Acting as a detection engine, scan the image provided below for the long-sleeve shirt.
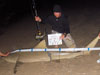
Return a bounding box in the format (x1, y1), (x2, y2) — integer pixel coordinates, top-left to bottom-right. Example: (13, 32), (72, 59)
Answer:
(44, 15), (70, 34)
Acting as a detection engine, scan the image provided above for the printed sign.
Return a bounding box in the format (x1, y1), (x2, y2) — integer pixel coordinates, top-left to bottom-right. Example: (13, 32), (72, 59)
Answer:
(48, 33), (62, 46)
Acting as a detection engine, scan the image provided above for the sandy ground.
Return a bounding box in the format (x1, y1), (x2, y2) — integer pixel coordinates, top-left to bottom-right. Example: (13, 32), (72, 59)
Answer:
(0, 8), (100, 75)
(15, 51), (100, 75)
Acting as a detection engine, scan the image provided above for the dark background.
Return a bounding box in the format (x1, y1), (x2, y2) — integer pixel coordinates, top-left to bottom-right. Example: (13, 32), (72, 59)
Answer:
(0, 0), (100, 28)
(0, 0), (100, 51)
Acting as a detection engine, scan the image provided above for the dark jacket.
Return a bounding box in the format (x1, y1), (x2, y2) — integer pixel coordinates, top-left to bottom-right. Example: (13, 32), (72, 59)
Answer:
(44, 15), (70, 34)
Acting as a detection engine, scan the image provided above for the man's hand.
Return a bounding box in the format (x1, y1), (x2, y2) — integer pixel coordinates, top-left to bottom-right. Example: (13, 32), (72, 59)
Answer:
(4, 52), (10, 56)
(35, 16), (42, 22)
(0, 52), (10, 56)
(60, 34), (65, 39)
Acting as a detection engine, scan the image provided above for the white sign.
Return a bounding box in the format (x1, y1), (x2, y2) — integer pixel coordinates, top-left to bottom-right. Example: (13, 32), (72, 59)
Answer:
(48, 33), (62, 46)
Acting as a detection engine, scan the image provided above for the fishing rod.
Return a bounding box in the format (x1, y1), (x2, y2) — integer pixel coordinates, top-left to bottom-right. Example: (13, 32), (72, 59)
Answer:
(32, 0), (44, 40)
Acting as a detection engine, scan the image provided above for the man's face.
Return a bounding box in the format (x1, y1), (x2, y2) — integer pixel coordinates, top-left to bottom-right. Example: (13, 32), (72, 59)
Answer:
(54, 12), (61, 18)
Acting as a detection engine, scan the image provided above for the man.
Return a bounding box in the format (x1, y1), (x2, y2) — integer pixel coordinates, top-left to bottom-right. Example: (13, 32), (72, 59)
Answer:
(35, 5), (76, 48)
(0, 51), (9, 56)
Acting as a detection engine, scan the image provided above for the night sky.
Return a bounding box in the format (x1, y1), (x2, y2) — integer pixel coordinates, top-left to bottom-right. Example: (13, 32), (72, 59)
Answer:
(0, 0), (100, 28)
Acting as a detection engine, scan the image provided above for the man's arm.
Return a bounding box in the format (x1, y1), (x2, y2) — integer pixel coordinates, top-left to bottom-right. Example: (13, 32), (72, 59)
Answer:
(64, 16), (70, 34)
(60, 17), (70, 39)
(0, 52), (9, 56)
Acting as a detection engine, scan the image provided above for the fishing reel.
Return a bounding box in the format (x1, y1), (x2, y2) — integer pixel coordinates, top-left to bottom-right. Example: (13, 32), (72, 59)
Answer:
(35, 30), (45, 41)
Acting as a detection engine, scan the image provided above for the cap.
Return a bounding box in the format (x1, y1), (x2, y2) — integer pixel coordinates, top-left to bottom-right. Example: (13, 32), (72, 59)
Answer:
(53, 5), (62, 12)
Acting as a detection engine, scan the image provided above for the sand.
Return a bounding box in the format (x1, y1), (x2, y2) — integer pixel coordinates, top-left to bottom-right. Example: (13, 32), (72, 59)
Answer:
(0, 8), (100, 75)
